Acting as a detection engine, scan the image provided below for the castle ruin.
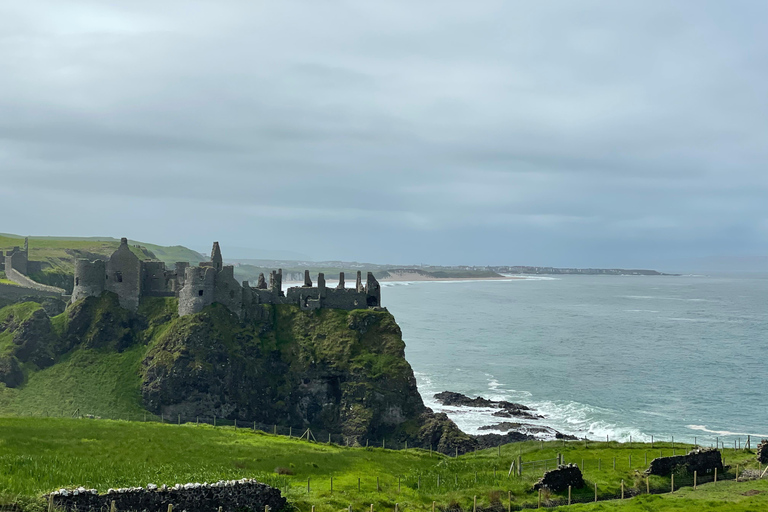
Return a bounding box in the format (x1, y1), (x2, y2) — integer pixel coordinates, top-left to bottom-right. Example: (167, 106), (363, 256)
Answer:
(72, 238), (381, 317)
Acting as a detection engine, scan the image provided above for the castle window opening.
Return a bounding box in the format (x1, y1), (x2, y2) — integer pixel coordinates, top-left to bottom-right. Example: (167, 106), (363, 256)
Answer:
(115, 272), (123, 283)
(198, 290), (204, 296)
(229, 290), (235, 299)
(75, 277), (79, 286)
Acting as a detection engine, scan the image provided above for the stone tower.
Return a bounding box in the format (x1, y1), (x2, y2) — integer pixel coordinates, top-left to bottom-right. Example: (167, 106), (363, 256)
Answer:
(211, 242), (223, 272)
(105, 237), (142, 312)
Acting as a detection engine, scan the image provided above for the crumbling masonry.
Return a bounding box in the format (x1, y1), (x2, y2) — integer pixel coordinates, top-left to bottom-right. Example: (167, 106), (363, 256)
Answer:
(72, 238), (382, 317)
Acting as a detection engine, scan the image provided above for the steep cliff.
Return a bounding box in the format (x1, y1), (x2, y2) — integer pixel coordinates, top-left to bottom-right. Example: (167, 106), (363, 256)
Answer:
(0, 295), (476, 451)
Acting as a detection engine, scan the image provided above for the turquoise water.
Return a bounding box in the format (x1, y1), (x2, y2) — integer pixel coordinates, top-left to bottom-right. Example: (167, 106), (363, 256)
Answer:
(382, 274), (768, 445)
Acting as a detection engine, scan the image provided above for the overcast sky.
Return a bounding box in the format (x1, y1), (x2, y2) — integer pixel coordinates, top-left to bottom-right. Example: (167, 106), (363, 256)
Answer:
(1, 1), (766, 270)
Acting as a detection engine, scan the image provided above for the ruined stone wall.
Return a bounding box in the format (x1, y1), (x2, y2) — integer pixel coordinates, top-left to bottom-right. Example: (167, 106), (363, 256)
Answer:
(105, 238), (142, 312)
(757, 439), (768, 464)
(174, 262), (189, 290)
(71, 259), (106, 303)
(5, 248), (28, 275)
(213, 265), (243, 318)
(141, 260), (170, 296)
(179, 266), (216, 316)
(365, 272), (381, 307)
(0, 283), (63, 303)
(47, 478), (285, 512)
(533, 464), (584, 492)
(5, 267), (66, 295)
(645, 448), (723, 476)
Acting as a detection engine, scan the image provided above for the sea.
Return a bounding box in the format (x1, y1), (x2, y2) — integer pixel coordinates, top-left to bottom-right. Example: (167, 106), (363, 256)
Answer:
(380, 274), (768, 446)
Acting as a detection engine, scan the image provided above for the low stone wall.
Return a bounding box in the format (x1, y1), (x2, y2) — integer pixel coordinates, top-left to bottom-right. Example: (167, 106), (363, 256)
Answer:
(0, 282), (62, 302)
(47, 478), (286, 512)
(5, 267), (66, 295)
(533, 464), (584, 492)
(757, 439), (768, 464)
(645, 448), (723, 476)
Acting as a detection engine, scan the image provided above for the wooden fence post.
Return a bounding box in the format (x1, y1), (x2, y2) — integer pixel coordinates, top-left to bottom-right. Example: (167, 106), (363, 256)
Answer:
(714, 467), (717, 482)
(432, 502), (435, 512)
(508, 491), (512, 512)
(671, 474), (674, 493)
(110, 501), (116, 512)
(694, 470), (697, 489)
(736, 465), (740, 482)
(621, 480), (624, 499)
(646, 477), (649, 494)
(167, 505), (173, 512)
(473, 496), (477, 512)
(537, 489), (541, 508)
(594, 483), (597, 502)
(568, 485), (571, 505)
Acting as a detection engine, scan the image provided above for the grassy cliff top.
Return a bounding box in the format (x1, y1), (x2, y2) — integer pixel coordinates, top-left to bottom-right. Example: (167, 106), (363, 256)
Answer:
(0, 417), (765, 512)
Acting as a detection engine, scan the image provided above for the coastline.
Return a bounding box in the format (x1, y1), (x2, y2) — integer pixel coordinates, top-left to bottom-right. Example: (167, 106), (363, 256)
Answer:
(380, 273), (525, 282)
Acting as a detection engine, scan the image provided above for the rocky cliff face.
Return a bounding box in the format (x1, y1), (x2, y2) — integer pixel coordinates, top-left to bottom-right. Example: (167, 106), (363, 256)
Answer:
(140, 303), (429, 444)
(0, 294), (477, 452)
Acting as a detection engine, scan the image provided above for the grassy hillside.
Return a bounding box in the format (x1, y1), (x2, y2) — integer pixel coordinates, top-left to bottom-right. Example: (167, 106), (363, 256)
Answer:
(0, 418), (765, 512)
(0, 234), (204, 292)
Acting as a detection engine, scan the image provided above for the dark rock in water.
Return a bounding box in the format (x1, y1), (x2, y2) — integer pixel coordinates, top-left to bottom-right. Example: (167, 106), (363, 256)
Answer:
(645, 448), (723, 476)
(533, 464), (584, 492)
(757, 439), (768, 464)
(47, 478), (286, 512)
(434, 391), (543, 419)
(415, 412), (537, 454)
(474, 431), (534, 448)
(479, 422), (577, 440)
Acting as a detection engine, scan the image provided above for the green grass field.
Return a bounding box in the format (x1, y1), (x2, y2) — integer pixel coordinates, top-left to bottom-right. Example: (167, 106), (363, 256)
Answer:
(0, 234), (204, 287)
(0, 418), (765, 512)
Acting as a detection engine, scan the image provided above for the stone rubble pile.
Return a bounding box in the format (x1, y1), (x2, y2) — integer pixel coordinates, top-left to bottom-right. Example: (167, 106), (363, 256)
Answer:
(533, 464), (584, 492)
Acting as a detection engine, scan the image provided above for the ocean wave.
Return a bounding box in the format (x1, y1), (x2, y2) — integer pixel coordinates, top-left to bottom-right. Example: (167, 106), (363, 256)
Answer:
(686, 425), (768, 438)
(416, 372), (649, 441)
(620, 295), (717, 302)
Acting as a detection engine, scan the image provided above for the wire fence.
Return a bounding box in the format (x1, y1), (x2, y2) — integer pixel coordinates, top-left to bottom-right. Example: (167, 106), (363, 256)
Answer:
(3, 412), (767, 510)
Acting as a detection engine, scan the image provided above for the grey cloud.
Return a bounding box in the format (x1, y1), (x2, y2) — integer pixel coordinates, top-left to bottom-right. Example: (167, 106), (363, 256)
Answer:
(0, 1), (766, 269)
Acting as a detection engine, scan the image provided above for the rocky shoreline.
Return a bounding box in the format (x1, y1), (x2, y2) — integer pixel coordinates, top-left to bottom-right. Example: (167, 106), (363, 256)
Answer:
(434, 391), (577, 440)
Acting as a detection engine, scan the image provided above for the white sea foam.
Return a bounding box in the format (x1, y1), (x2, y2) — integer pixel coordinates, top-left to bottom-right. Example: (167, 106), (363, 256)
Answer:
(686, 425), (768, 438)
(620, 295), (717, 302)
(416, 371), (650, 441)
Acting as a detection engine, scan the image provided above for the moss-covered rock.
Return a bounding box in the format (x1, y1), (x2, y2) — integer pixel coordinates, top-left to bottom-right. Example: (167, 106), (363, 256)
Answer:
(139, 304), (430, 445)
(0, 296), (484, 454)
(62, 293), (144, 352)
